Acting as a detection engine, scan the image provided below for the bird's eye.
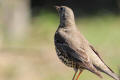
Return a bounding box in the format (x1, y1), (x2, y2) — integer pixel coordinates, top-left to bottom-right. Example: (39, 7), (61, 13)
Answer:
(60, 7), (64, 11)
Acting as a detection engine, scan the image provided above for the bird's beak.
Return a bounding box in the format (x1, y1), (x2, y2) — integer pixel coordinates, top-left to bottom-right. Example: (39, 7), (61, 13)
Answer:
(55, 6), (60, 11)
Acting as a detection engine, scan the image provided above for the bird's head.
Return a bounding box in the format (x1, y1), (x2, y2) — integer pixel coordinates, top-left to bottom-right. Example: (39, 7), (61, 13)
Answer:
(55, 6), (75, 27)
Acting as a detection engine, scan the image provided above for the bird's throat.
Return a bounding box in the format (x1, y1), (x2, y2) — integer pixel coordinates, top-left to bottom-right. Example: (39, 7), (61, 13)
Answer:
(59, 18), (75, 28)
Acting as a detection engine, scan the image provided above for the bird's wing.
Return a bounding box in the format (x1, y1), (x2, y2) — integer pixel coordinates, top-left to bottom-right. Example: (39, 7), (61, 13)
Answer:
(55, 33), (102, 77)
(89, 44), (114, 73)
(55, 32), (89, 63)
(89, 45), (120, 80)
(55, 32), (102, 77)
(55, 42), (88, 63)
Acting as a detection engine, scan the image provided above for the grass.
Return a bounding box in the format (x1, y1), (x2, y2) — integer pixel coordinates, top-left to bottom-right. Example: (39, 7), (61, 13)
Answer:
(0, 11), (120, 80)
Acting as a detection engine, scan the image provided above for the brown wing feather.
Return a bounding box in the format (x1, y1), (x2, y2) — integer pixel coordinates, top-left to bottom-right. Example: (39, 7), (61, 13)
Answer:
(55, 32), (102, 78)
(55, 32), (89, 63)
(89, 45), (114, 73)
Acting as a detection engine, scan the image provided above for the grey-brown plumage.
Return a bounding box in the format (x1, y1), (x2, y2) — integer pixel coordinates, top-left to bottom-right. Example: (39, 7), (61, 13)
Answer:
(54, 6), (119, 80)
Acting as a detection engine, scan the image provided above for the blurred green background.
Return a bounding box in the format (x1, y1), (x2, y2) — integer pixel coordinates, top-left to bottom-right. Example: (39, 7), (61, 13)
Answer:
(0, 0), (120, 80)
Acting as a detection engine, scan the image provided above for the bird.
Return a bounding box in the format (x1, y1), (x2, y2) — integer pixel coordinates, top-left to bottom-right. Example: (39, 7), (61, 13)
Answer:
(54, 6), (120, 80)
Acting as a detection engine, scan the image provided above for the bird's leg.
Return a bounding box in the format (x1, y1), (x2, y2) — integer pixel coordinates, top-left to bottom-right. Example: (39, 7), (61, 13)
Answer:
(72, 68), (78, 80)
(76, 70), (83, 80)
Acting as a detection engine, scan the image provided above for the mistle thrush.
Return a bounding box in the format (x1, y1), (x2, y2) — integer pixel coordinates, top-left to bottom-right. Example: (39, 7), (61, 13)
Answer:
(54, 6), (119, 80)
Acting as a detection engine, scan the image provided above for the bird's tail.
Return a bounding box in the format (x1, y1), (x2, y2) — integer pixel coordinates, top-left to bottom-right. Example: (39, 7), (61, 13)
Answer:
(105, 71), (119, 80)
(86, 64), (120, 80)
(94, 65), (120, 80)
(101, 68), (119, 80)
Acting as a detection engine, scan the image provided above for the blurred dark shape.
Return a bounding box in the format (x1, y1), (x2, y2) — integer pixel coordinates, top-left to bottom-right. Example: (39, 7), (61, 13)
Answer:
(31, 0), (120, 16)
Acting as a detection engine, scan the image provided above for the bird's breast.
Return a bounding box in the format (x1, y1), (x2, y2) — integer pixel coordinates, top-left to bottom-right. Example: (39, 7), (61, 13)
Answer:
(56, 48), (77, 68)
